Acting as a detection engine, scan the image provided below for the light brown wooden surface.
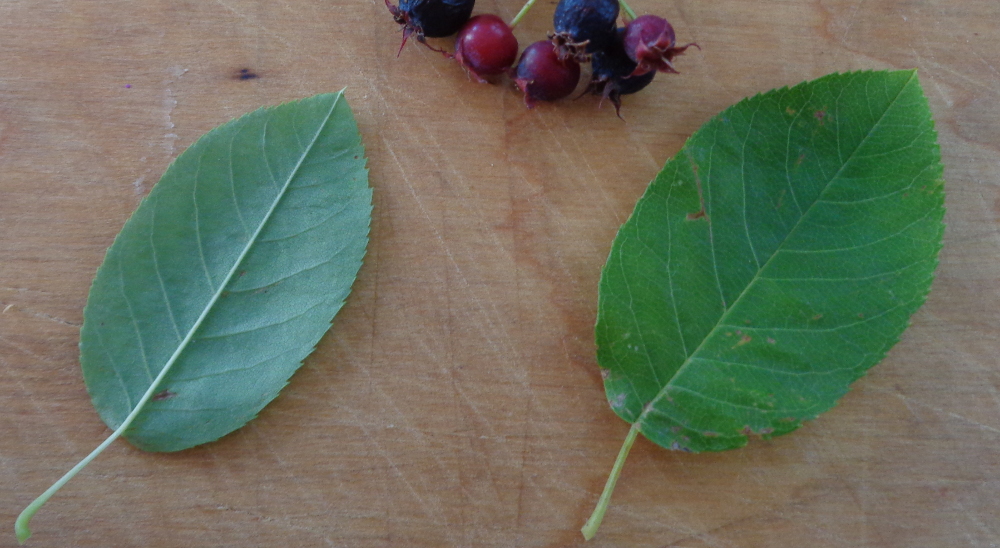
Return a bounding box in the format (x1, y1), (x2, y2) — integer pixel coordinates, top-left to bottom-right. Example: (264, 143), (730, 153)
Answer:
(2, 0), (998, 546)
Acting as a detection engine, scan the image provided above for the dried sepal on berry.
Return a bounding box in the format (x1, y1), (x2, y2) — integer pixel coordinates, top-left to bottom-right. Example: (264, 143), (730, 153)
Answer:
(513, 40), (582, 108)
(622, 15), (699, 76)
(550, 0), (619, 61)
(386, 0), (475, 55)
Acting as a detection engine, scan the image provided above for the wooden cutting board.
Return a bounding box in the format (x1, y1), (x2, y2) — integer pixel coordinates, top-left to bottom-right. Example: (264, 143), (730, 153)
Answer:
(2, 0), (998, 546)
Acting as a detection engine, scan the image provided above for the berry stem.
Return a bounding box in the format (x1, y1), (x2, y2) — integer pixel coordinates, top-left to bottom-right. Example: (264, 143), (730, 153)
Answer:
(618, 0), (637, 22)
(580, 421), (640, 541)
(509, 0), (539, 29)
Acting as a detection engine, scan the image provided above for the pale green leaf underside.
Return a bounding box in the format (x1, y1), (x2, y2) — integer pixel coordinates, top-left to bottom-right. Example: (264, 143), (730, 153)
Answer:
(596, 70), (944, 453)
(80, 91), (371, 452)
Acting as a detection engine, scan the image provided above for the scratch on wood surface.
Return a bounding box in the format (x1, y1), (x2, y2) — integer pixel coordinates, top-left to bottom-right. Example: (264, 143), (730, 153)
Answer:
(211, 503), (337, 547)
(895, 393), (1000, 435)
(384, 144), (518, 362)
(212, 0), (275, 37)
(908, 46), (957, 109)
(317, 347), (463, 545)
(208, 449), (338, 545)
(258, 429), (338, 519)
(321, 332), (599, 543)
(210, 0), (334, 74)
(970, 46), (1000, 79)
(974, 189), (1000, 243)
(912, 52), (1000, 97)
(945, 490), (1000, 544)
(649, 485), (857, 548)
(0, 303), (80, 327)
(0, 333), (67, 364)
(536, 113), (622, 226)
(839, 0), (867, 44)
(0, 353), (76, 451)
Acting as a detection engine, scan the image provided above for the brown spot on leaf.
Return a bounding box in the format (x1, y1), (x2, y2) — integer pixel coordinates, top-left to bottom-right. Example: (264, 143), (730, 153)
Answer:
(153, 390), (177, 401)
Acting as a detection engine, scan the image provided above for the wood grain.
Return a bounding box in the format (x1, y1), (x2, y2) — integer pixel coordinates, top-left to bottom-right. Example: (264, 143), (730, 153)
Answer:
(1, 0), (998, 546)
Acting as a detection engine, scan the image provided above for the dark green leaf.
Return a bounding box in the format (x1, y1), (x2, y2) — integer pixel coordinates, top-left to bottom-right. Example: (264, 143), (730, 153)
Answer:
(17, 90), (370, 543)
(584, 70), (944, 539)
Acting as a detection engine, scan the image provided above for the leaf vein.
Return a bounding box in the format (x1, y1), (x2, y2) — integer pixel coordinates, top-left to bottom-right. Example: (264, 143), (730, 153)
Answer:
(637, 71), (921, 428)
(150, 202), (184, 342)
(117, 251), (155, 384)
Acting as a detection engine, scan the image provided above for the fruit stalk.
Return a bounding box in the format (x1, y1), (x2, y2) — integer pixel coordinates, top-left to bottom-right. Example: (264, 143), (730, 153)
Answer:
(509, 0), (539, 28)
(580, 421), (640, 540)
(618, 0), (636, 21)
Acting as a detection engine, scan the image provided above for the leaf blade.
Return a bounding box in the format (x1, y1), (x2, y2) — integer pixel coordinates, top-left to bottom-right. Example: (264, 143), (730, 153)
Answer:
(18, 91), (371, 542)
(80, 90), (371, 452)
(596, 70), (945, 453)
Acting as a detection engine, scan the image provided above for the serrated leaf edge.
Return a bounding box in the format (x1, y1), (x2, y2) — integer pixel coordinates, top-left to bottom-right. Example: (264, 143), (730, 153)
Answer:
(16, 90), (350, 544)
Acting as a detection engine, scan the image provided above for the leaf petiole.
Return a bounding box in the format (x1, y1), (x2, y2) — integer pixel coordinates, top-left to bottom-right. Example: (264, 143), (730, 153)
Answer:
(16, 428), (125, 543)
(581, 421), (640, 540)
(16, 344), (184, 544)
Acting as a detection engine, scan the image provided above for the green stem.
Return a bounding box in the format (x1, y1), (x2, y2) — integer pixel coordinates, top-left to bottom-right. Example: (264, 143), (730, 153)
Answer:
(509, 0), (540, 29)
(581, 422), (640, 541)
(15, 427), (127, 543)
(16, 344), (183, 544)
(618, 0), (637, 22)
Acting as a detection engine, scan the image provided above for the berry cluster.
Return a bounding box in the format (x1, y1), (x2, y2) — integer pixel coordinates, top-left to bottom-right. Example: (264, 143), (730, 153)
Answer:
(386, 0), (697, 114)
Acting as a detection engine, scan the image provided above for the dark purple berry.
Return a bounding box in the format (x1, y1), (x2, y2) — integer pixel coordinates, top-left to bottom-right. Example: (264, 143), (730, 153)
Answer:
(513, 40), (581, 108)
(588, 28), (655, 117)
(551, 0), (619, 60)
(386, 0), (475, 54)
(453, 14), (519, 82)
(622, 14), (698, 76)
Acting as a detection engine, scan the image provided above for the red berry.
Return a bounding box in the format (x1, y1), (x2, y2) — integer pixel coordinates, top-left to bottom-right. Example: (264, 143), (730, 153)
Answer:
(513, 40), (581, 108)
(454, 15), (519, 82)
(622, 15), (698, 76)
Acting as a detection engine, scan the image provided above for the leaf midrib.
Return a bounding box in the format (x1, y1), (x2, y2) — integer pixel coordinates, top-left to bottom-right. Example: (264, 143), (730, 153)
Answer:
(114, 92), (342, 432)
(634, 72), (916, 429)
